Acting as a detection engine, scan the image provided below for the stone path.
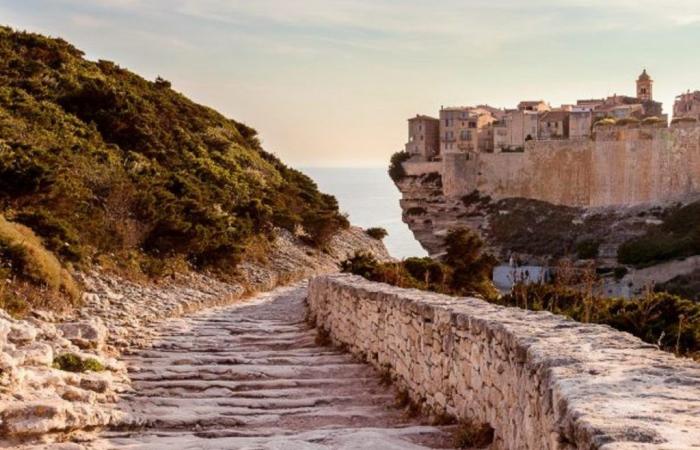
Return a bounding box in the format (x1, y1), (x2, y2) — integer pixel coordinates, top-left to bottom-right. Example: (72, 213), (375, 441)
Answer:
(91, 284), (452, 449)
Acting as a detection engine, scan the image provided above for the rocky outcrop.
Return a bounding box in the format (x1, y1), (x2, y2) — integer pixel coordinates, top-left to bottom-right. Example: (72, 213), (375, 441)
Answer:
(0, 310), (127, 445)
(0, 226), (388, 446)
(308, 274), (700, 450)
(395, 171), (681, 267)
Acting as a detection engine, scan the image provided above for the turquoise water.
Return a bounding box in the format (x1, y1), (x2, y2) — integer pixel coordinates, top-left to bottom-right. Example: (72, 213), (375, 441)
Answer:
(300, 167), (427, 259)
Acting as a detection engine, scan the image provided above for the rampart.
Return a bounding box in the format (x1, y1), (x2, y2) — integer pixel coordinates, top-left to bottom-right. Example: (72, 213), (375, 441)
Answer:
(308, 274), (700, 450)
(420, 124), (700, 206)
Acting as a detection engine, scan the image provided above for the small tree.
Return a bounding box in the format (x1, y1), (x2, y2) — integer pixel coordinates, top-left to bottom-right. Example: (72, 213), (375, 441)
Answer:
(365, 227), (388, 240)
(442, 228), (498, 300)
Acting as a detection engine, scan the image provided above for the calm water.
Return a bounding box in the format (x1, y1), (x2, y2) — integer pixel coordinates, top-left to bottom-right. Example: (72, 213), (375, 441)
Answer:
(300, 167), (427, 259)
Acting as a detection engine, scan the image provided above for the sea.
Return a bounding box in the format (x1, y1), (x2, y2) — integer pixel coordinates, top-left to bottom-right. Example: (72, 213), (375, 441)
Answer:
(300, 167), (427, 259)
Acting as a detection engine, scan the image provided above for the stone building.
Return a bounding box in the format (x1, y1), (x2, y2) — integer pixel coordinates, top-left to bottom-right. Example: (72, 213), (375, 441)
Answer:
(538, 110), (570, 140)
(636, 69), (653, 102)
(518, 100), (550, 112)
(439, 106), (496, 154)
(568, 108), (593, 139)
(405, 115), (440, 158)
(493, 109), (539, 151)
(673, 91), (700, 121)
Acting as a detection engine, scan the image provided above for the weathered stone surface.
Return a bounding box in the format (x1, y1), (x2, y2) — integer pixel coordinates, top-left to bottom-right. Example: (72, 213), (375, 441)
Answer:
(308, 274), (700, 450)
(57, 319), (107, 351)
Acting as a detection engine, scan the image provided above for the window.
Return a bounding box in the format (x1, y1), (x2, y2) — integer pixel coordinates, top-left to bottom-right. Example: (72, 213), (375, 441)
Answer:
(469, 121), (476, 129)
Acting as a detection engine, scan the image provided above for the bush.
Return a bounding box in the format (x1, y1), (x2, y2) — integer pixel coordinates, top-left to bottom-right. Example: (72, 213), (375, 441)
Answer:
(576, 239), (600, 259)
(453, 421), (494, 449)
(53, 353), (105, 373)
(0, 26), (350, 285)
(594, 117), (617, 127)
(500, 283), (700, 357)
(341, 229), (497, 300)
(618, 201), (700, 266)
(365, 227), (388, 240)
(0, 215), (80, 304)
(388, 151), (411, 182)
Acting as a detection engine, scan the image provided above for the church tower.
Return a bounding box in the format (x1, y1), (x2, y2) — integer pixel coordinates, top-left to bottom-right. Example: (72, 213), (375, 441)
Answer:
(636, 69), (653, 102)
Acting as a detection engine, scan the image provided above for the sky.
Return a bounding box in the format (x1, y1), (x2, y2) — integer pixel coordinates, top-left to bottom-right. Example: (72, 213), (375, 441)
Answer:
(1, 0), (700, 167)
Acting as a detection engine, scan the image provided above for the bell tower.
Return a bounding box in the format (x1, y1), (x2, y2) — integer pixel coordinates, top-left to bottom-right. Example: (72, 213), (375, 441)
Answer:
(636, 69), (653, 102)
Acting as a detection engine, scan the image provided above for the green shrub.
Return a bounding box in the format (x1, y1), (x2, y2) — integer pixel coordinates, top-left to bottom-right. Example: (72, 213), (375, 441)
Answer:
(365, 227), (388, 240)
(576, 239), (600, 259)
(388, 151), (411, 182)
(0, 26), (349, 284)
(618, 201), (700, 266)
(341, 229), (497, 300)
(500, 283), (700, 357)
(53, 353), (105, 373)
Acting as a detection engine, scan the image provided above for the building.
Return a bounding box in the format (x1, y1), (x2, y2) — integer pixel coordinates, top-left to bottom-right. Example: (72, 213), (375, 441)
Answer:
(637, 69), (653, 102)
(518, 101), (550, 112)
(569, 108), (593, 139)
(439, 106), (496, 154)
(673, 91), (700, 121)
(493, 109), (539, 151)
(405, 115), (440, 159)
(538, 110), (570, 140)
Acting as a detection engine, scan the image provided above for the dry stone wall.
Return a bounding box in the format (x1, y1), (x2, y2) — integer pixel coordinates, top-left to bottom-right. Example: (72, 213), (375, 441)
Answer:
(308, 274), (700, 450)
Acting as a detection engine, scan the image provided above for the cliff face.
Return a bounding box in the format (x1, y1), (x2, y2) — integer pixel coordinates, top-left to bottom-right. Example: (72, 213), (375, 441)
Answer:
(396, 170), (680, 266)
(396, 123), (700, 268)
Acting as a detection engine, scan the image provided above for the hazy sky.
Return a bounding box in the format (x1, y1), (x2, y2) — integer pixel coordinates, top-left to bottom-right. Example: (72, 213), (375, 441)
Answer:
(2, 1), (700, 167)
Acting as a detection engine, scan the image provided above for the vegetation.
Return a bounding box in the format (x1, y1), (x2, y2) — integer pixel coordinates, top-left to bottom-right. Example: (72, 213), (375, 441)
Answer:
(0, 26), (348, 308)
(642, 116), (665, 126)
(388, 151), (411, 182)
(615, 117), (640, 126)
(501, 281), (699, 358)
(342, 228), (498, 300)
(53, 353), (105, 373)
(671, 116), (698, 124)
(365, 227), (388, 240)
(452, 421), (494, 449)
(575, 239), (600, 259)
(594, 117), (617, 127)
(0, 215), (80, 311)
(618, 201), (700, 266)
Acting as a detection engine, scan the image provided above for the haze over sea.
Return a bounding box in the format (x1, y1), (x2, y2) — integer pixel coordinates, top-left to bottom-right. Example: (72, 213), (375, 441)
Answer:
(301, 167), (426, 259)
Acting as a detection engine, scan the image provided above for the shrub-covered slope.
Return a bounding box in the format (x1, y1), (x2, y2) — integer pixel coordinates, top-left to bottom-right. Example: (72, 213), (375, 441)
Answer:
(0, 28), (346, 266)
(0, 27), (347, 303)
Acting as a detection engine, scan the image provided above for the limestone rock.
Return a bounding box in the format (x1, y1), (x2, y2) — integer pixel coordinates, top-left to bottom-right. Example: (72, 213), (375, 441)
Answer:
(57, 319), (107, 351)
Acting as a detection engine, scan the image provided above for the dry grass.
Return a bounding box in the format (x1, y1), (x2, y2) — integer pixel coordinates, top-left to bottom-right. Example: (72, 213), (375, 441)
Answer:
(452, 420), (494, 449)
(0, 215), (80, 312)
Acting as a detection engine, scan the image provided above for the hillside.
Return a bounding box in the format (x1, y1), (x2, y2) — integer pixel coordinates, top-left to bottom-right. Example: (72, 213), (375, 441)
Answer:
(0, 27), (349, 313)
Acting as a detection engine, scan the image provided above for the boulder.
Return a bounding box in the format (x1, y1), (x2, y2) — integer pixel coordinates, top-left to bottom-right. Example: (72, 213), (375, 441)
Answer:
(8, 322), (38, 345)
(57, 318), (107, 350)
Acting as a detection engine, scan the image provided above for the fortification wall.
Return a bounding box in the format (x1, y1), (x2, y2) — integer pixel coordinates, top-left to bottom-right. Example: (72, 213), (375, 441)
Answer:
(308, 274), (700, 450)
(434, 125), (700, 207)
(403, 161), (442, 176)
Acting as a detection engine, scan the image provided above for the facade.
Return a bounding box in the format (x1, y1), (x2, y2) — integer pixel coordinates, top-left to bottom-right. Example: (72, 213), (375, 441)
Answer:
(538, 110), (570, 140)
(405, 115), (440, 158)
(518, 100), (550, 112)
(493, 110), (539, 151)
(673, 91), (700, 121)
(405, 71), (671, 160)
(569, 109), (593, 139)
(637, 69), (653, 102)
(439, 107), (496, 154)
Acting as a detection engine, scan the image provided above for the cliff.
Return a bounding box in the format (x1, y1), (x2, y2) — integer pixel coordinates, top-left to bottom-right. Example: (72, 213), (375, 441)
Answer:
(394, 124), (700, 292)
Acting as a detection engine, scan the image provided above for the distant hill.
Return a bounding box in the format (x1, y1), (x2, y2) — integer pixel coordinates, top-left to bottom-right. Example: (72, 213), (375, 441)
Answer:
(0, 26), (347, 309)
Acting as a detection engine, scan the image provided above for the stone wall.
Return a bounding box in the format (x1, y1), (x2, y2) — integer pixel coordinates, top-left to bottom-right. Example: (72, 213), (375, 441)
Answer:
(308, 274), (700, 450)
(435, 124), (700, 207)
